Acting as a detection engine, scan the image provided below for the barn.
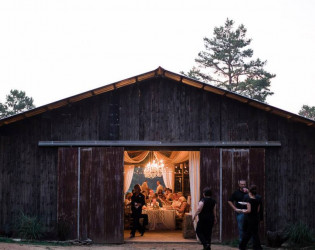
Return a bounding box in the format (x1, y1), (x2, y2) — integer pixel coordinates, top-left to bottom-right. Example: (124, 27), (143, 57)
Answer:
(0, 67), (314, 243)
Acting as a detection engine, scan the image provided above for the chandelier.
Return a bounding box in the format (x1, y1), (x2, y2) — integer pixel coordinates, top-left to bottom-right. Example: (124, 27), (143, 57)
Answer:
(143, 152), (164, 179)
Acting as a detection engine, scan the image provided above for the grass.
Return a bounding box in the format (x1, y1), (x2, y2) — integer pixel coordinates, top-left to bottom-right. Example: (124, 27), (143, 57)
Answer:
(285, 222), (315, 248)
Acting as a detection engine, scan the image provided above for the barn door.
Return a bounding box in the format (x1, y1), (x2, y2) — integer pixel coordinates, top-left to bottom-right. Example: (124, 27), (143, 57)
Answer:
(58, 147), (124, 243)
(200, 148), (265, 242)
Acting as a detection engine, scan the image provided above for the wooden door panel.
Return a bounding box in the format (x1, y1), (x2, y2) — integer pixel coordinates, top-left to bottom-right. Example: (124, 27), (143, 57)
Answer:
(233, 149), (250, 185)
(222, 149), (236, 241)
(249, 148), (265, 239)
(58, 147), (124, 243)
(89, 147), (124, 243)
(57, 148), (78, 240)
(200, 148), (265, 242)
(102, 147), (124, 243)
(200, 148), (220, 241)
(79, 148), (92, 240)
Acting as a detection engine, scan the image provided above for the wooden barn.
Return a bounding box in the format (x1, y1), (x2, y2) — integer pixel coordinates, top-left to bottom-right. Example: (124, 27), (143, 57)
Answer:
(0, 67), (314, 243)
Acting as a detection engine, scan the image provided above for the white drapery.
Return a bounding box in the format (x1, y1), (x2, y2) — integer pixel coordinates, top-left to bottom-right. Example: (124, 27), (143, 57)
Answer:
(124, 151), (190, 192)
(123, 165), (135, 193)
(189, 151), (200, 229)
(154, 151), (189, 191)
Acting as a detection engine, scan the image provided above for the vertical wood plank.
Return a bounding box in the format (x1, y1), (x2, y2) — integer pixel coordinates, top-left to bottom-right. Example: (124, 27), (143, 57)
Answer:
(221, 149), (237, 240)
(200, 148), (220, 241)
(57, 147), (78, 240)
(89, 147), (124, 243)
(79, 148), (92, 240)
(249, 148), (265, 240)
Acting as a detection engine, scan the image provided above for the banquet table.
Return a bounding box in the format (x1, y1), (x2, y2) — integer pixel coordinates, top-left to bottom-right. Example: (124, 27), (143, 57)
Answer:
(142, 208), (176, 230)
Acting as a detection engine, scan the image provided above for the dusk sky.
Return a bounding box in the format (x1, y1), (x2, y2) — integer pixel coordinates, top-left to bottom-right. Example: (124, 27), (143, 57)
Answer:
(1, 0), (314, 115)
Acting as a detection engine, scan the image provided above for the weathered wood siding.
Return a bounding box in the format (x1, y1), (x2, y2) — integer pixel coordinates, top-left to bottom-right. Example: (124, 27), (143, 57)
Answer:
(57, 147), (124, 243)
(0, 76), (314, 237)
(200, 148), (265, 241)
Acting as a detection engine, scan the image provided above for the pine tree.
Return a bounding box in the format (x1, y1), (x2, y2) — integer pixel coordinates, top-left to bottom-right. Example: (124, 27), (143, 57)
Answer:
(0, 89), (35, 118)
(182, 18), (275, 102)
(299, 105), (315, 120)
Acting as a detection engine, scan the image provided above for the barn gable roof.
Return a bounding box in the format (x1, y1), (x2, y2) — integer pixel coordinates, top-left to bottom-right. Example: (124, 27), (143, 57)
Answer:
(0, 66), (314, 128)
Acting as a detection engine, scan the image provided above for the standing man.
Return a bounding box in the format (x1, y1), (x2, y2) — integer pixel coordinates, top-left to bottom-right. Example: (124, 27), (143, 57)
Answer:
(156, 180), (164, 194)
(228, 179), (248, 242)
(130, 184), (148, 238)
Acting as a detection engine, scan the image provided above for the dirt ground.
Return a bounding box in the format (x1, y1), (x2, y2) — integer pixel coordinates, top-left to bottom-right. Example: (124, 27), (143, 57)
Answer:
(0, 242), (238, 250)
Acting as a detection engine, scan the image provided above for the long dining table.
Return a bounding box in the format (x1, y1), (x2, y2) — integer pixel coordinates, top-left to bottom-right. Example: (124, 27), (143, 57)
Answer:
(142, 207), (176, 230)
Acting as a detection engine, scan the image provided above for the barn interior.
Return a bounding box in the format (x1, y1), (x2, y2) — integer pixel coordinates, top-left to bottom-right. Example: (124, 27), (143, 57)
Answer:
(123, 150), (198, 242)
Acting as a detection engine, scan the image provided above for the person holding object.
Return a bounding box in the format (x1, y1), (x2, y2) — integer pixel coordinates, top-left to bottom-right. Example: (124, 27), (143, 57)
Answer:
(237, 185), (262, 250)
(193, 187), (217, 250)
(130, 184), (148, 238)
(228, 179), (248, 242)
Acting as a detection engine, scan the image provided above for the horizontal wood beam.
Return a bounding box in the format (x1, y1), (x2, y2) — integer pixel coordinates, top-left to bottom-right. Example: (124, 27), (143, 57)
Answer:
(38, 140), (281, 147)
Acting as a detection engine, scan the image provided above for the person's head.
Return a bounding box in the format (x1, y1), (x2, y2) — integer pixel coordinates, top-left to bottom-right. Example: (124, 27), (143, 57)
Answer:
(142, 181), (148, 188)
(203, 187), (212, 197)
(238, 179), (247, 190)
(173, 193), (179, 200)
(249, 185), (257, 195)
(168, 193), (174, 200)
(134, 184), (141, 193)
(157, 181), (160, 186)
(157, 189), (163, 195)
(125, 192), (132, 200)
(149, 189), (154, 195)
(179, 196), (187, 203)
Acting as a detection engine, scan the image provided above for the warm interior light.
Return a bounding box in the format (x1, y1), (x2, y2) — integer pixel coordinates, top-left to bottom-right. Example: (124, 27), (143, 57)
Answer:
(143, 152), (164, 179)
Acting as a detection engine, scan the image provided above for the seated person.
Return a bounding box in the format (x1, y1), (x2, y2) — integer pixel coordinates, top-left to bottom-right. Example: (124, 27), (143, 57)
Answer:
(171, 193), (181, 209)
(151, 193), (163, 207)
(157, 189), (166, 200)
(124, 192), (132, 215)
(148, 189), (155, 203)
(165, 188), (173, 201)
(151, 198), (160, 209)
(125, 192), (132, 206)
(175, 196), (188, 218)
(141, 190), (150, 204)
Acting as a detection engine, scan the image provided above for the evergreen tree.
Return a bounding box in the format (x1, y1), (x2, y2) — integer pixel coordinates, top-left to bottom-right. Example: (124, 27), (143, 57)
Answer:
(182, 18), (275, 102)
(0, 89), (35, 118)
(298, 105), (315, 120)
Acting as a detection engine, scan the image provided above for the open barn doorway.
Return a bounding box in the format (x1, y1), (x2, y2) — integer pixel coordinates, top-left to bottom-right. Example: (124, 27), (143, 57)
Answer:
(123, 150), (199, 242)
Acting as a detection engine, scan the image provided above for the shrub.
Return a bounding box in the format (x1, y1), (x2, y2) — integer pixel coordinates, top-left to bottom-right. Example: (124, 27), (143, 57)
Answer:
(285, 222), (314, 246)
(16, 212), (43, 240)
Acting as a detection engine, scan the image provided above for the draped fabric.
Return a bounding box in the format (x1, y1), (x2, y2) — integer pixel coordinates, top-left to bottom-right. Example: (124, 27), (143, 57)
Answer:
(162, 165), (175, 191)
(154, 151), (189, 191)
(124, 151), (150, 163)
(124, 165), (135, 193)
(123, 151), (191, 193)
(189, 151), (200, 229)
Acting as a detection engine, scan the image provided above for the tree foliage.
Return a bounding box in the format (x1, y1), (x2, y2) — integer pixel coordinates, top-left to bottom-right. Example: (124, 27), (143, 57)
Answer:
(298, 105), (315, 120)
(0, 89), (35, 118)
(181, 18), (276, 102)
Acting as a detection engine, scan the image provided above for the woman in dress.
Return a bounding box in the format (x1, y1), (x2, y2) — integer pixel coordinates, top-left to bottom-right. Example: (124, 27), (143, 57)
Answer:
(238, 185), (262, 250)
(193, 187), (217, 250)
